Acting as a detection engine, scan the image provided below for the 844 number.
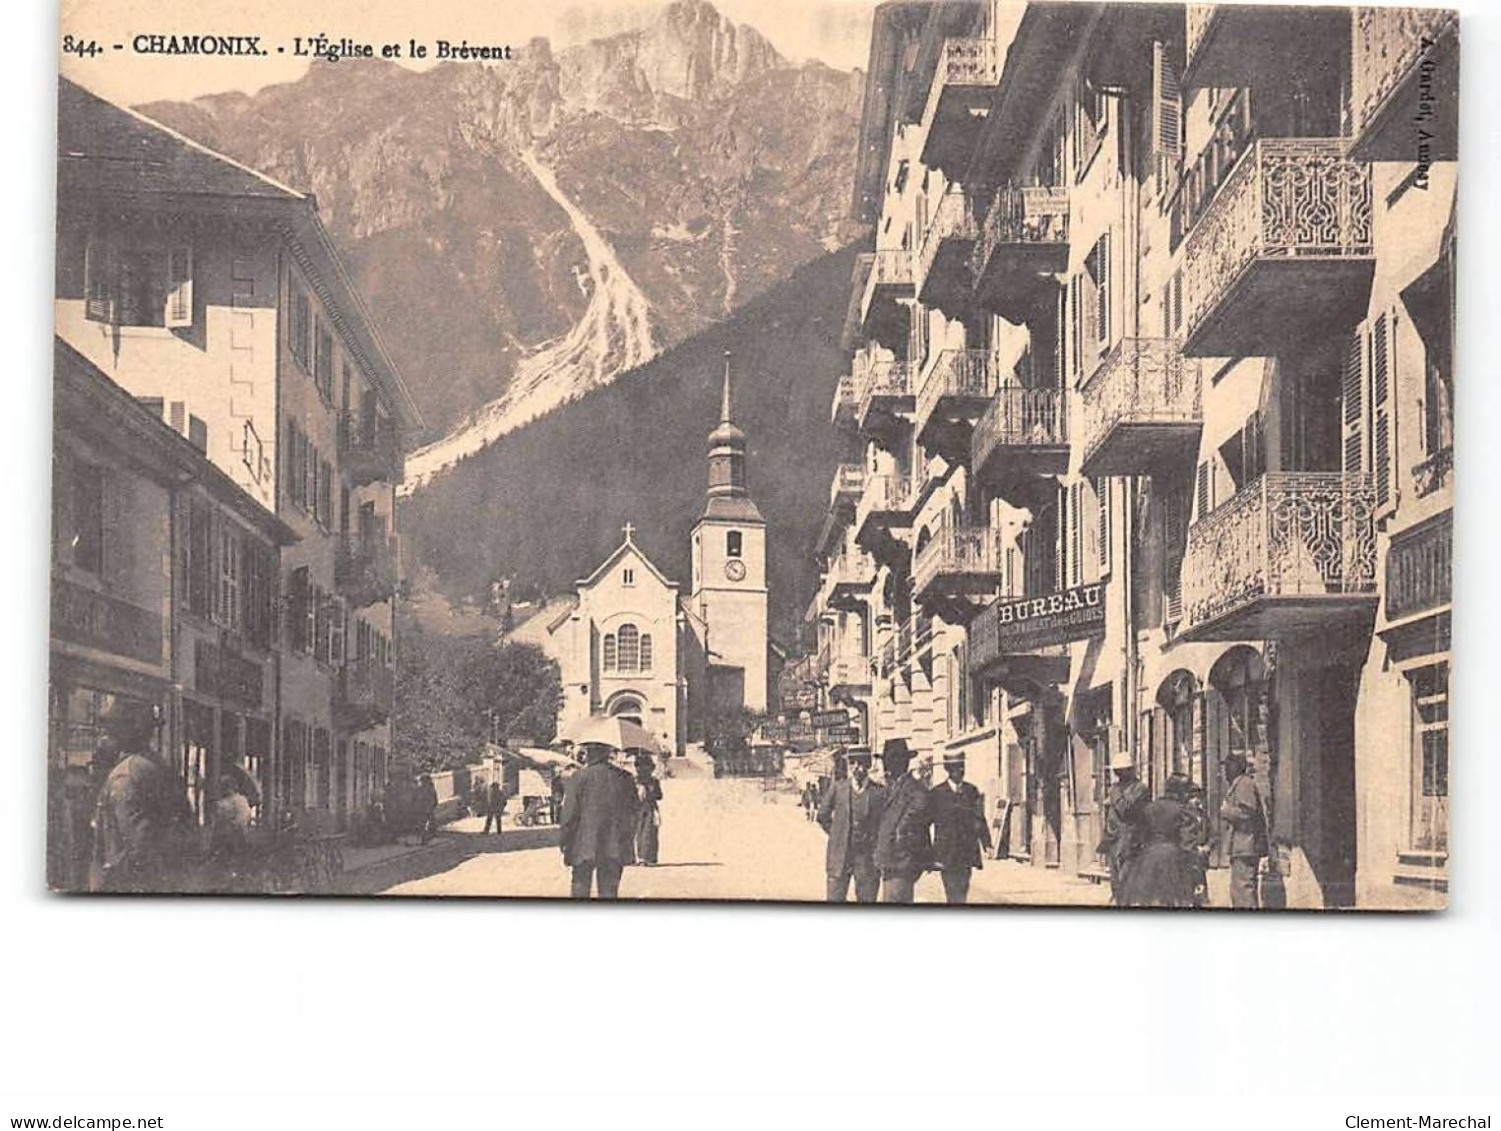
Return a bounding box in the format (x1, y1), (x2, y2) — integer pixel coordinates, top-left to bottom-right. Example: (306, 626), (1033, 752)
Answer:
(63, 35), (104, 59)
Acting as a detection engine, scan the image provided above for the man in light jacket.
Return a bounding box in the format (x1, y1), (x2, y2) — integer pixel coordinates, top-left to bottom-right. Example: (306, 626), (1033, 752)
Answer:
(1220, 753), (1269, 909)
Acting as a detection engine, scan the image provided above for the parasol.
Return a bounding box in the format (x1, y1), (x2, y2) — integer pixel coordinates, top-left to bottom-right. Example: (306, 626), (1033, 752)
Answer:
(558, 715), (665, 756)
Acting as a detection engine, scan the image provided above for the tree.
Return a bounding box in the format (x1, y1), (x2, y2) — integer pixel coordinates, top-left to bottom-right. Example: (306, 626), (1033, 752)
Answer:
(395, 609), (562, 772)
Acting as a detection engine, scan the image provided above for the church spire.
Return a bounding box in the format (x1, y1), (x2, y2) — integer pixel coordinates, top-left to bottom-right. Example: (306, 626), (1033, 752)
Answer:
(720, 350), (733, 426)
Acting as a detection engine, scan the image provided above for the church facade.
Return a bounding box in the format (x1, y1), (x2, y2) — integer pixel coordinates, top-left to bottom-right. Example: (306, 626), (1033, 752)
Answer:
(550, 361), (770, 753)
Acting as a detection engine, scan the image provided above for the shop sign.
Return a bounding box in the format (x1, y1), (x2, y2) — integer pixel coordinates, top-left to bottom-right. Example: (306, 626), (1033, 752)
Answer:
(810, 708), (849, 729)
(973, 582), (1106, 662)
(51, 579), (163, 666)
(195, 639), (264, 709)
(825, 726), (861, 743)
(783, 686), (819, 711)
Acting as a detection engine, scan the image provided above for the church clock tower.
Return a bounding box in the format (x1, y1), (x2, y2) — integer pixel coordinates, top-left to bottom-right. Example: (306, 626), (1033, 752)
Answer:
(690, 353), (769, 714)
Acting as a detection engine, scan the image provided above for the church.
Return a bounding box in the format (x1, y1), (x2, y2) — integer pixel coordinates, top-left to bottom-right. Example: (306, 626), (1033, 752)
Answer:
(549, 359), (771, 754)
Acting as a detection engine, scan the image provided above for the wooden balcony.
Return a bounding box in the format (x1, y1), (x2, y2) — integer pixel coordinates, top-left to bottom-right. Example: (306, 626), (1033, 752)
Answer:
(1079, 339), (1201, 478)
(913, 525), (1002, 623)
(1178, 473), (1378, 642)
(858, 250), (915, 352)
(828, 463), (866, 516)
(971, 185), (1069, 322)
(1349, 7), (1458, 162)
(335, 657), (394, 730)
(970, 385), (1069, 499)
(853, 472), (915, 569)
(917, 187), (980, 319)
(915, 349), (993, 463)
(335, 534), (398, 609)
(1181, 139), (1373, 359)
(339, 413), (400, 488)
(919, 37), (999, 178)
(1183, 4), (1348, 91)
(854, 354), (914, 448)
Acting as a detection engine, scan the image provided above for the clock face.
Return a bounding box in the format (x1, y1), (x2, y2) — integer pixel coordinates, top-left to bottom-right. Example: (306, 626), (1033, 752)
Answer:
(724, 559), (747, 582)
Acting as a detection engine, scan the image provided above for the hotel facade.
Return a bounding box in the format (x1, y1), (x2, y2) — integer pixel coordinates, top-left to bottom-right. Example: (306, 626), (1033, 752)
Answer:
(809, 1), (1455, 908)
(51, 79), (424, 849)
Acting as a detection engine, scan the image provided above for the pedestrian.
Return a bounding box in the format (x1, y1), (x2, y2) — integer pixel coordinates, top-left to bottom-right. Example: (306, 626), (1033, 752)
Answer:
(874, 738), (931, 904)
(633, 753), (663, 866)
(1121, 773), (1196, 908)
(559, 743), (637, 898)
(480, 780), (506, 837)
(89, 714), (198, 893)
(928, 751), (992, 905)
(816, 746), (885, 903)
(1097, 751), (1149, 907)
(206, 762), (258, 890)
(1220, 753), (1269, 909)
(417, 773), (440, 844)
(1183, 781), (1211, 907)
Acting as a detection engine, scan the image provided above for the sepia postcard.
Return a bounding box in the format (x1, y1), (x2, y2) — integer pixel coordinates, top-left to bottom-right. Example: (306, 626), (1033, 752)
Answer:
(49, 0), (1457, 909)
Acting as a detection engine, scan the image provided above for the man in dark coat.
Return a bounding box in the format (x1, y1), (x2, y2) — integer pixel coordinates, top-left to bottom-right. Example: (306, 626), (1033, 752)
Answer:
(1220, 753), (1269, 909)
(1098, 752), (1149, 907)
(480, 780), (506, 837)
(89, 717), (197, 893)
(559, 744), (638, 899)
(928, 751), (992, 905)
(817, 747), (885, 902)
(875, 739), (931, 904)
(416, 774), (440, 844)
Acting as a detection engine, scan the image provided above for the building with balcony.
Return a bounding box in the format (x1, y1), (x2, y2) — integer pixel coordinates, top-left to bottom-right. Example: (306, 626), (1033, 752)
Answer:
(54, 78), (423, 834)
(802, 1), (1456, 908)
(49, 339), (297, 889)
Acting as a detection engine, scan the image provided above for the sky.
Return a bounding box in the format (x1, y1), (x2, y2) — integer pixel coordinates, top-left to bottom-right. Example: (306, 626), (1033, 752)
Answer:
(58, 0), (883, 106)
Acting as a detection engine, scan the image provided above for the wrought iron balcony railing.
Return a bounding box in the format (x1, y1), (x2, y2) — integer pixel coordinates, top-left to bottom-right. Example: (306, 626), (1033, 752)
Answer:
(854, 354), (914, 429)
(1180, 139), (1372, 355)
(860, 249), (915, 320)
(973, 184), (1070, 274)
(830, 372), (858, 424)
(336, 657), (395, 727)
(829, 463), (866, 511)
(916, 349), (993, 430)
(1350, 7), (1458, 160)
(973, 385), (1068, 458)
(335, 535), (398, 608)
(339, 413), (400, 487)
(913, 525), (1003, 596)
(1078, 338), (1201, 477)
(1180, 472), (1377, 639)
(918, 187), (981, 302)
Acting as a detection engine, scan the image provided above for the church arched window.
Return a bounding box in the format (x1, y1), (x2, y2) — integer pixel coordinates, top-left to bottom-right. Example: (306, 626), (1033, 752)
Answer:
(602, 633), (617, 671)
(639, 633), (653, 672)
(618, 624), (640, 672)
(727, 531), (743, 558)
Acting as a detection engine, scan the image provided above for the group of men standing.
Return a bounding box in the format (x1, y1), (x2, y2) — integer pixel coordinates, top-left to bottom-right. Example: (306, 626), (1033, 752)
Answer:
(817, 738), (992, 905)
(1098, 751), (1270, 909)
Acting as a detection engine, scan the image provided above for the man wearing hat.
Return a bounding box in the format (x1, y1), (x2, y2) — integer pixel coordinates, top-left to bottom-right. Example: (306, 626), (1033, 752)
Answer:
(1097, 751), (1148, 907)
(89, 710), (197, 893)
(874, 738), (931, 904)
(928, 751), (992, 905)
(1219, 753), (1269, 909)
(559, 743), (638, 899)
(816, 746), (885, 902)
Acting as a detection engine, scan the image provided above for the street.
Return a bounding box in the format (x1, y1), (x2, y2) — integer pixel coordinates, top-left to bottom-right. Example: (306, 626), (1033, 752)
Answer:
(360, 757), (1111, 906)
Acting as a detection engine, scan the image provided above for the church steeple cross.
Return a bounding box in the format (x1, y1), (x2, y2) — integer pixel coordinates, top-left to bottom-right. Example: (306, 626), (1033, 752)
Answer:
(622, 522), (636, 542)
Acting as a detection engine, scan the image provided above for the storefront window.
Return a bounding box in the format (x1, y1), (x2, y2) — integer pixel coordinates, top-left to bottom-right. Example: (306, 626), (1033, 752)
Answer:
(181, 701), (214, 826)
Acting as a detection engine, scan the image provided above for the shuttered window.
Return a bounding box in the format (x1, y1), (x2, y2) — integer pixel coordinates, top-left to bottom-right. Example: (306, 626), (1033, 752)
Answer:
(1342, 329), (1366, 476)
(1096, 477), (1111, 574)
(1163, 487), (1185, 624)
(1195, 460), (1213, 523)
(1069, 275), (1082, 381)
(165, 246), (194, 327)
(1152, 40), (1182, 189)
(1372, 313), (1394, 510)
(1069, 480), (1084, 588)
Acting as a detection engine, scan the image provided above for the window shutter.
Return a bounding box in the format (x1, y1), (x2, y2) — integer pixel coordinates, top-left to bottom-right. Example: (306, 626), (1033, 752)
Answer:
(1342, 327), (1366, 477)
(1069, 274), (1082, 381)
(1095, 235), (1111, 350)
(1054, 492), (1066, 592)
(84, 239), (112, 323)
(1372, 313), (1393, 509)
(165, 245), (194, 328)
(1069, 481), (1084, 587)
(1195, 460), (1212, 522)
(331, 598), (345, 665)
(1163, 488), (1184, 624)
(1152, 41), (1182, 174)
(1096, 477), (1110, 572)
